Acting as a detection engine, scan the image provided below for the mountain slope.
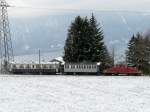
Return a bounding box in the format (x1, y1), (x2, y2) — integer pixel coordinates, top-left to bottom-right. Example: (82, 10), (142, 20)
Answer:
(9, 11), (150, 59)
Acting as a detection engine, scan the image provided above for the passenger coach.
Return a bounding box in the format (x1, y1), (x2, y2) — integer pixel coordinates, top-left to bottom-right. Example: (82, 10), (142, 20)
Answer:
(64, 62), (101, 75)
(9, 62), (60, 75)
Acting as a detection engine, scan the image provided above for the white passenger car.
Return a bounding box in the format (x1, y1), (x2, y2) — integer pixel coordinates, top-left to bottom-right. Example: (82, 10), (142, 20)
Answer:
(9, 62), (60, 75)
(64, 62), (101, 75)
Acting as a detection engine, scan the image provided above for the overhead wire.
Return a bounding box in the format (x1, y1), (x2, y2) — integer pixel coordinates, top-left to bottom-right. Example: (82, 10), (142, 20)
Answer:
(7, 5), (150, 13)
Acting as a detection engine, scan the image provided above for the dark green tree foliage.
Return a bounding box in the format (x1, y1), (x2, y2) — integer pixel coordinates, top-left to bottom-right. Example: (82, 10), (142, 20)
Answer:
(89, 13), (105, 62)
(89, 14), (113, 66)
(63, 16), (91, 62)
(126, 32), (150, 74)
(63, 14), (112, 66)
(126, 35), (136, 66)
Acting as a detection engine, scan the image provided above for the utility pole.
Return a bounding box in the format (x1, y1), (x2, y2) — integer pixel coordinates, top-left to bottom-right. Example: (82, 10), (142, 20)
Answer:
(112, 46), (115, 66)
(0, 0), (14, 73)
(39, 49), (41, 65)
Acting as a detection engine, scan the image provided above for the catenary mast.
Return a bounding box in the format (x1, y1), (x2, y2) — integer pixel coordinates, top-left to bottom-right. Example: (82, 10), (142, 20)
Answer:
(0, 0), (13, 73)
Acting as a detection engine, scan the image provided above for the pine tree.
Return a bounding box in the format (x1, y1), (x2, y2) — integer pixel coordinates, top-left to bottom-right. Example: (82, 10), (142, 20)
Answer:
(126, 32), (150, 74)
(89, 13), (105, 62)
(63, 14), (112, 68)
(63, 16), (91, 62)
(126, 35), (136, 66)
(89, 13), (113, 67)
(143, 36), (150, 73)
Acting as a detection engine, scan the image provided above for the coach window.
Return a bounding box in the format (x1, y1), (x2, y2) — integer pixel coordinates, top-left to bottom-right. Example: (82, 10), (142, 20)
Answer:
(13, 65), (16, 68)
(89, 65), (91, 69)
(93, 65), (95, 69)
(36, 65), (40, 68)
(43, 65), (47, 69)
(49, 65), (52, 69)
(26, 64), (29, 69)
(20, 64), (24, 69)
(75, 65), (77, 69)
(32, 65), (35, 69)
(92, 65), (94, 69)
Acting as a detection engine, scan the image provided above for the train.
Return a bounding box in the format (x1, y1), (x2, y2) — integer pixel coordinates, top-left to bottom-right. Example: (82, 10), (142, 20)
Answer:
(8, 61), (142, 75)
(8, 62), (101, 75)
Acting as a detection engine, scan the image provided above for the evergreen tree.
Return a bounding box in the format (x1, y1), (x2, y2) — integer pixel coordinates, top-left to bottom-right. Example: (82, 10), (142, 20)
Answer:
(89, 13), (113, 66)
(126, 32), (150, 74)
(63, 14), (113, 68)
(143, 36), (150, 73)
(63, 16), (91, 62)
(89, 13), (105, 62)
(126, 35), (136, 66)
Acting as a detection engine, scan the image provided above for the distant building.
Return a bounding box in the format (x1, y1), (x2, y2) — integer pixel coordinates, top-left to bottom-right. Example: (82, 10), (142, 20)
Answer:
(50, 57), (64, 64)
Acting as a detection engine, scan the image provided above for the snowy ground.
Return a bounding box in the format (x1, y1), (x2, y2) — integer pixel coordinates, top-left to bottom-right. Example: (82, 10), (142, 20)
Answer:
(0, 75), (150, 112)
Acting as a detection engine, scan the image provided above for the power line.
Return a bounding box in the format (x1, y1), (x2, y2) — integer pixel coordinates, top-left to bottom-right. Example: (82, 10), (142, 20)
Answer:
(7, 5), (150, 13)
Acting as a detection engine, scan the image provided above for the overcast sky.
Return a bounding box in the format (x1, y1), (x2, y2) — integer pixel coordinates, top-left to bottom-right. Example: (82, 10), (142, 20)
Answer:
(6, 0), (150, 17)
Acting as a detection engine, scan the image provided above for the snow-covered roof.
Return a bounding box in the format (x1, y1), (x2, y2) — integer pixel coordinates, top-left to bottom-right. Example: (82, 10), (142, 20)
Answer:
(50, 57), (64, 64)
(10, 61), (60, 65)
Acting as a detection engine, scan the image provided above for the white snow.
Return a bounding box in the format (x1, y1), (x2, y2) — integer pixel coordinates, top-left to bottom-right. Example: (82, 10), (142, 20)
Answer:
(0, 75), (150, 112)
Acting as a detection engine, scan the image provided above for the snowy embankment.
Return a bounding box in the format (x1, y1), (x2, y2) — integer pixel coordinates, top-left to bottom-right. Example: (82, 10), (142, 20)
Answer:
(0, 75), (150, 112)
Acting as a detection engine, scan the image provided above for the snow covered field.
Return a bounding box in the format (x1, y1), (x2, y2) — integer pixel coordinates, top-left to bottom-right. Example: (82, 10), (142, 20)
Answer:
(0, 75), (150, 112)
